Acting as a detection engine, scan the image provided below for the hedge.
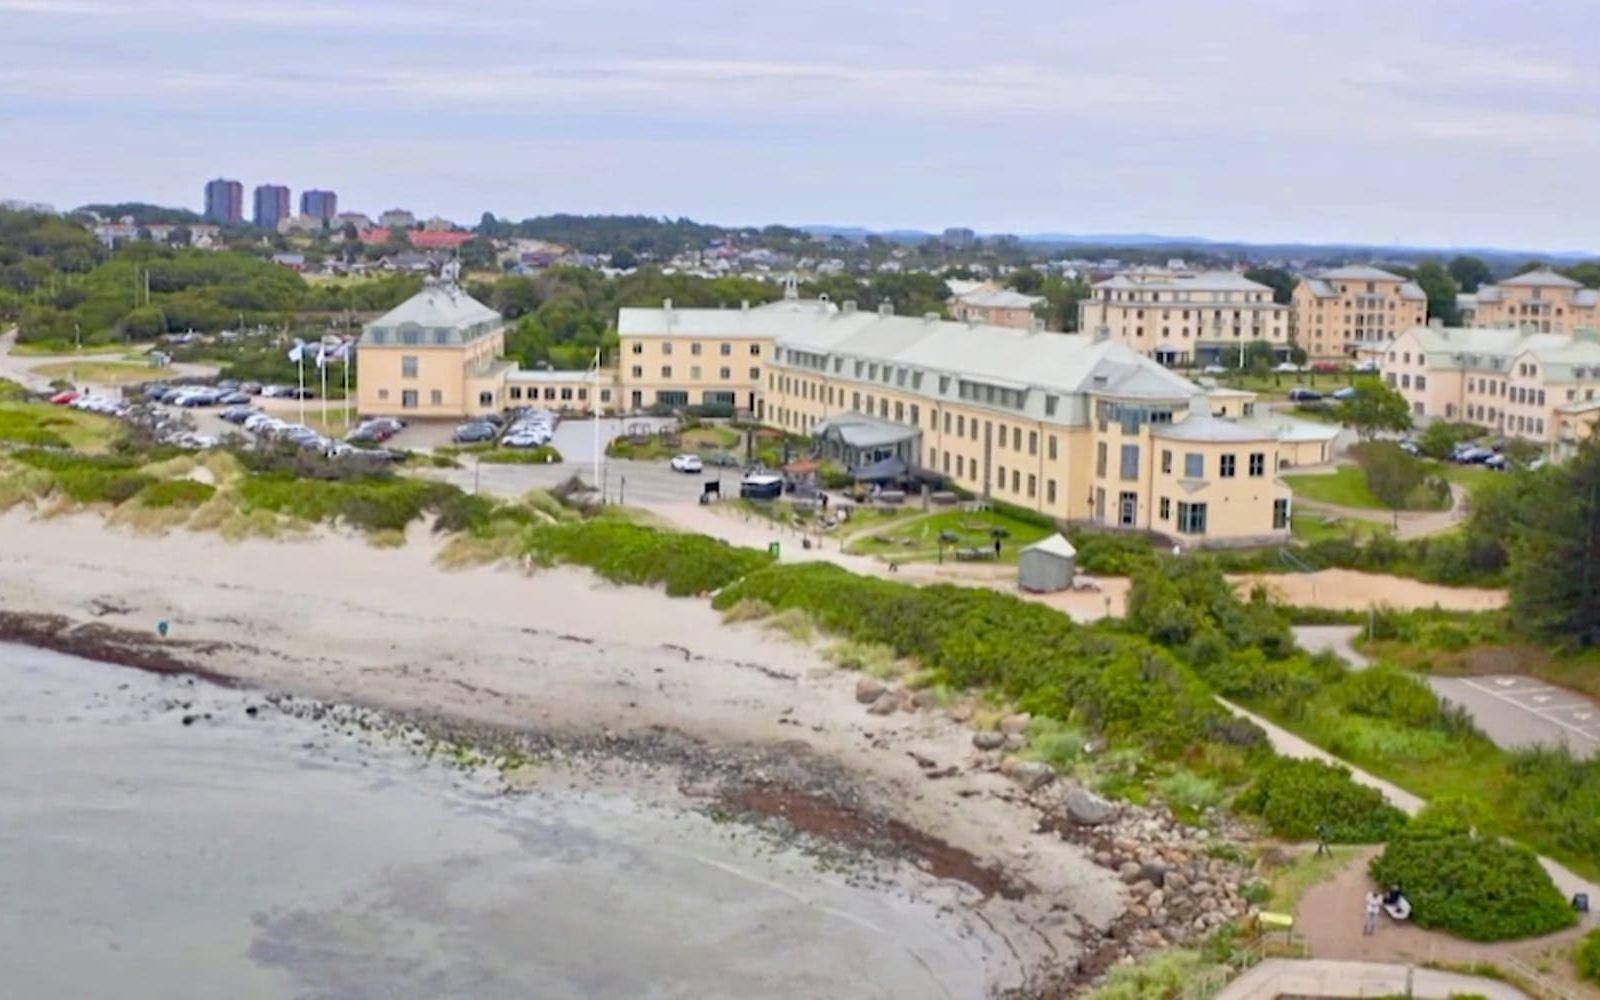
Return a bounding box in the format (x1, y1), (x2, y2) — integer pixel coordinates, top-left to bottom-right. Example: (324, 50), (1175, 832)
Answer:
(1233, 757), (1407, 842)
(522, 518), (773, 596)
(1577, 928), (1600, 984)
(1370, 822), (1575, 941)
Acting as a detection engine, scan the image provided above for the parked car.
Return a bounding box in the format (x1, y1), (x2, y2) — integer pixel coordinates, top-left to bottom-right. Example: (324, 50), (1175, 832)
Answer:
(239, 382), (263, 395)
(49, 390), (80, 405)
(670, 453), (704, 473)
(1310, 361), (1341, 373)
(1200, 364), (1227, 375)
(220, 405), (259, 424)
(1353, 360), (1379, 373)
(1273, 362), (1303, 373)
(739, 472), (783, 500)
(1455, 446), (1495, 464)
(1399, 439), (1421, 456)
(1330, 386), (1358, 400)
(217, 391), (251, 405)
(1287, 387), (1323, 402)
(452, 422), (498, 443)
(502, 430), (548, 448)
(1484, 453), (1510, 470)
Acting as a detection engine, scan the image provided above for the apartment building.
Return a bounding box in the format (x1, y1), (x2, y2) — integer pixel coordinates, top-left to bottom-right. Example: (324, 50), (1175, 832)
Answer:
(1291, 265), (1426, 360)
(760, 299), (1333, 545)
(355, 280), (515, 419)
(945, 280), (1045, 329)
(203, 178), (243, 224)
(1076, 270), (1290, 367)
(1381, 323), (1600, 454)
(1461, 269), (1598, 334)
(252, 184), (291, 230)
(615, 298), (789, 413)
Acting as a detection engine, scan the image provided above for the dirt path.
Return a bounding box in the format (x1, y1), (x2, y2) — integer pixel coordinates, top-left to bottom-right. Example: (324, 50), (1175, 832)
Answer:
(1238, 567), (1505, 612)
(0, 327), (218, 394)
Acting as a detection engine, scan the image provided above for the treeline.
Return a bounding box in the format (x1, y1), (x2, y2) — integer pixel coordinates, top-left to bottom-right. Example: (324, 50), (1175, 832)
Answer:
(6, 234), (422, 347)
(476, 213), (811, 257)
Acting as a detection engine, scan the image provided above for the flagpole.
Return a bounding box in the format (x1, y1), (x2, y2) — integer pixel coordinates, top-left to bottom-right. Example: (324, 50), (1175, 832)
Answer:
(297, 349), (306, 426)
(319, 343), (328, 428)
(343, 343), (351, 428)
(592, 347), (601, 492)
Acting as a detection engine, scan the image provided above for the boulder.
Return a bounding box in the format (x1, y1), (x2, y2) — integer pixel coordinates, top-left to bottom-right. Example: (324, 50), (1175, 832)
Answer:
(1010, 760), (1056, 791)
(867, 691), (901, 715)
(1118, 861), (1143, 882)
(1065, 787), (1118, 826)
(999, 713), (1032, 735)
(855, 676), (887, 704)
(972, 730), (1006, 751)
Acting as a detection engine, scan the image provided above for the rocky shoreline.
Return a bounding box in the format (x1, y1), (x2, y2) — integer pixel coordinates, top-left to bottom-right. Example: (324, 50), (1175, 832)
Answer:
(3, 608), (1259, 997)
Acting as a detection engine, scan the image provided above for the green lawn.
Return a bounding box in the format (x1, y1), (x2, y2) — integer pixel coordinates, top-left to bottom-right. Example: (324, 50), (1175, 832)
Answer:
(1213, 370), (1376, 400)
(7, 340), (132, 357)
(845, 506), (1054, 564)
(0, 400), (119, 451)
(1284, 466), (1385, 508)
(33, 360), (161, 386)
(608, 424), (742, 462)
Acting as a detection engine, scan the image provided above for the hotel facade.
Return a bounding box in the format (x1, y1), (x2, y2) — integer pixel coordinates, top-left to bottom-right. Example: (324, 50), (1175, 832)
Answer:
(1291, 265), (1427, 360)
(1076, 270), (1291, 367)
(1458, 269), (1599, 335)
(361, 283), (1335, 545)
(1381, 323), (1600, 454)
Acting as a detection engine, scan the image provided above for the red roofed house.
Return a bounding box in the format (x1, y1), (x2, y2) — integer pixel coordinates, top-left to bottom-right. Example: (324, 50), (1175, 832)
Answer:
(409, 230), (473, 250)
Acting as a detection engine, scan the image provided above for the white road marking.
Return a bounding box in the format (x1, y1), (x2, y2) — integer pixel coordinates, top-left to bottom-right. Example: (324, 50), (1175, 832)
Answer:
(1456, 677), (1600, 747)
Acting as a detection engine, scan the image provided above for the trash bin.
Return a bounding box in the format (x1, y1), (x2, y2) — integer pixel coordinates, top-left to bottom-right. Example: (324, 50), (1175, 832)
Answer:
(767, 541), (780, 558)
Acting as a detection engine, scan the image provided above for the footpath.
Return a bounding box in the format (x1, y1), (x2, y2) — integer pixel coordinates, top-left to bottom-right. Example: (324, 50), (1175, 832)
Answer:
(1217, 958), (1530, 999)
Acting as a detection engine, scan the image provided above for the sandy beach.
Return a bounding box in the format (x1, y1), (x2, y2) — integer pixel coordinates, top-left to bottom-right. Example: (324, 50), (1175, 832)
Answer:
(0, 508), (1162, 993)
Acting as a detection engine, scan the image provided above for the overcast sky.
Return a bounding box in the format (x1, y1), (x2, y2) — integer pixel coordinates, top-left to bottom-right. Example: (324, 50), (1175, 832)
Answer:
(3, 0), (1596, 251)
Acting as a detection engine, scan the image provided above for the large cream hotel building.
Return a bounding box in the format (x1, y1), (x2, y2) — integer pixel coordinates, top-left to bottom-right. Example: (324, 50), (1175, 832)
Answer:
(363, 283), (1336, 545)
(1076, 270), (1291, 367)
(1291, 265), (1427, 360)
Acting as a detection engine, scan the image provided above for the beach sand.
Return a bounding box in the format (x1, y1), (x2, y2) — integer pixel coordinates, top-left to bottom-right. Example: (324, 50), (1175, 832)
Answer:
(0, 509), (1131, 992)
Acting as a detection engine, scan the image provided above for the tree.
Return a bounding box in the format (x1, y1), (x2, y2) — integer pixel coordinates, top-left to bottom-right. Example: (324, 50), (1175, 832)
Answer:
(1562, 261), (1600, 290)
(1356, 441), (1426, 510)
(1447, 255), (1492, 293)
(1506, 440), (1600, 644)
(608, 248), (638, 270)
(1243, 266), (1295, 305)
(1006, 267), (1044, 294)
(1333, 382), (1412, 440)
(1413, 261), (1460, 325)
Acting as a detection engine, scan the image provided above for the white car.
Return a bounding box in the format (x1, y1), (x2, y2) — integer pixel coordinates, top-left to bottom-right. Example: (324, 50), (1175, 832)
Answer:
(670, 454), (703, 473)
(1201, 364), (1227, 375)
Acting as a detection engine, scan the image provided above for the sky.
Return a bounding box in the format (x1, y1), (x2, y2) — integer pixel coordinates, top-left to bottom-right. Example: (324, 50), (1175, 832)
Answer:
(3, 0), (1598, 251)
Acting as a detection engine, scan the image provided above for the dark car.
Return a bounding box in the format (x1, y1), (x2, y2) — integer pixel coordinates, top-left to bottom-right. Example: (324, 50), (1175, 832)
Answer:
(1287, 387), (1323, 402)
(452, 422), (498, 443)
(218, 391), (251, 405)
(239, 382), (263, 395)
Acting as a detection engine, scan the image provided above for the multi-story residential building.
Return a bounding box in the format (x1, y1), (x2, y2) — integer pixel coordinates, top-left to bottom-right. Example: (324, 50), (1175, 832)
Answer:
(945, 280), (1045, 330)
(1462, 269), (1598, 334)
(1382, 323), (1600, 453)
(355, 280), (516, 420)
(203, 178), (243, 224)
(1077, 270), (1290, 367)
(299, 189), (337, 222)
(615, 298), (782, 413)
(941, 227), (976, 249)
(1291, 265), (1427, 360)
(252, 184), (290, 230)
(378, 208), (416, 228)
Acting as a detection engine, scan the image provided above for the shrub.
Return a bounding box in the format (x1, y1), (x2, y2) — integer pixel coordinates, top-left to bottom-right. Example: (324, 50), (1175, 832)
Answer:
(135, 479), (215, 508)
(1083, 949), (1219, 1000)
(521, 519), (773, 596)
(1234, 757), (1407, 842)
(478, 445), (563, 465)
(1069, 530), (1158, 575)
(1576, 928), (1600, 984)
(1370, 816), (1576, 940)
(236, 471), (459, 533)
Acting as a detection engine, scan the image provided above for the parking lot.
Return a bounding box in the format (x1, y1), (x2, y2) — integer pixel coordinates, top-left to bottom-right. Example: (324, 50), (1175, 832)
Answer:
(1429, 674), (1600, 759)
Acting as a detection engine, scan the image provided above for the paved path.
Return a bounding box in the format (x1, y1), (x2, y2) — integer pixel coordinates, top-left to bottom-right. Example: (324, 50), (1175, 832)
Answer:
(1293, 479), (1469, 540)
(1218, 958), (1529, 999)
(1293, 624), (1371, 667)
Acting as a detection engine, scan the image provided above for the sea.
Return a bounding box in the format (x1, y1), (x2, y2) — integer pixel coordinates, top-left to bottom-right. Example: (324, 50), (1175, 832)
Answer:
(0, 643), (991, 999)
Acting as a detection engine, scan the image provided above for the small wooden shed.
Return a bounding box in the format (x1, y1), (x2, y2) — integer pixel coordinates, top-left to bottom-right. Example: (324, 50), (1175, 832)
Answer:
(1017, 534), (1076, 593)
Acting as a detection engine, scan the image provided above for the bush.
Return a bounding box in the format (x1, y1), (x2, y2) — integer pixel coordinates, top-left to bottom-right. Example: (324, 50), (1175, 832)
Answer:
(236, 471), (459, 533)
(714, 562), (1239, 754)
(477, 445), (563, 465)
(522, 518), (773, 596)
(1576, 928), (1600, 984)
(135, 479), (215, 508)
(1234, 757), (1408, 842)
(1370, 814), (1576, 941)
(1069, 530), (1158, 575)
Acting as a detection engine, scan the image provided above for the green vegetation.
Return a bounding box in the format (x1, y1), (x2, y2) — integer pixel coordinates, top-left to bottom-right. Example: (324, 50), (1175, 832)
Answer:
(1082, 948), (1226, 1000)
(1370, 803), (1575, 941)
(845, 506), (1053, 563)
(0, 389), (120, 451)
(1284, 466), (1388, 508)
(1283, 448), (1448, 512)
(31, 359), (159, 385)
(1417, 421), (1488, 460)
(1576, 928), (1600, 985)
(1233, 757), (1406, 842)
(1331, 381), (1412, 440)
(1261, 845), (1361, 913)
(521, 517), (772, 596)
(477, 445), (563, 465)
(606, 423), (739, 461)
(134, 478), (215, 508)
(235, 471), (461, 533)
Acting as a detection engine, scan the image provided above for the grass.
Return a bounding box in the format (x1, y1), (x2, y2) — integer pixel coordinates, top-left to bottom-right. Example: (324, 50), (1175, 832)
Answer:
(1212, 370), (1371, 399)
(1283, 465), (1386, 508)
(0, 400), (120, 451)
(7, 340), (133, 357)
(844, 506), (1053, 564)
(1262, 845), (1361, 913)
(607, 423), (742, 461)
(32, 360), (161, 385)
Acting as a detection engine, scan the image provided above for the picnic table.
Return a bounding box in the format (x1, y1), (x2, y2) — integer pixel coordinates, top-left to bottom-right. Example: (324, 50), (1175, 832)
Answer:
(955, 546), (996, 561)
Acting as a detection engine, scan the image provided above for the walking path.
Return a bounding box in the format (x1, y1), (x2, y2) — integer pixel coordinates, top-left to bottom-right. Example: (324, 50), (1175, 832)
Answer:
(1293, 480), (1468, 540)
(1217, 958), (1530, 999)
(0, 328), (217, 394)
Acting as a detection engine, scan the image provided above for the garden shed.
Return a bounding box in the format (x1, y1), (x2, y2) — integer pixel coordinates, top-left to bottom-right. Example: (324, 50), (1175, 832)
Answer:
(1017, 534), (1076, 592)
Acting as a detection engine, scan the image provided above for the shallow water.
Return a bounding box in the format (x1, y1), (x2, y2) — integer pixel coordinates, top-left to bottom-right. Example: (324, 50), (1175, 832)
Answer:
(0, 643), (992, 999)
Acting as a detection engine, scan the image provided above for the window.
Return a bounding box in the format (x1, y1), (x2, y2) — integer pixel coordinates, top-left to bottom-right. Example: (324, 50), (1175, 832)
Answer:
(1161, 449), (1172, 474)
(401, 355), (418, 378)
(377, 388), (389, 400)
(1048, 435), (1058, 460)
(1044, 395), (1058, 417)
(1176, 501), (1207, 534)
(1159, 496), (1171, 520)
(661, 343), (672, 355)
(690, 342), (701, 356)
(690, 366), (701, 380)
(401, 389), (418, 408)
(631, 342), (643, 355)
(749, 344), (760, 356)
(631, 365), (643, 378)
(719, 343), (731, 356)
(478, 390), (493, 406)
(1416, 375), (1427, 390)
(749, 367), (759, 379)
(1184, 453), (1203, 478)
(1220, 454), (1236, 478)
(1028, 431), (1038, 455)
(1046, 479), (1056, 504)
(1248, 452), (1265, 477)
(719, 367), (731, 379)
(997, 464), (1007, 488)
(1096, 442), (1107, 477)
(661, 366), (673, 378)
(1012, 427), (1021, 451)
(1027, 474), (1036, 498)
(1120, 444), (1139, 480)
(1273, 499), (1289, 530)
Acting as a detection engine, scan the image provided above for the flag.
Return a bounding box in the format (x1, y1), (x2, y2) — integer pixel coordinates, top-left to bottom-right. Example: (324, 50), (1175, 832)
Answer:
(333, 338), (353, 362)
(287, 339), (305, 363)
(314, 342), (329, 369)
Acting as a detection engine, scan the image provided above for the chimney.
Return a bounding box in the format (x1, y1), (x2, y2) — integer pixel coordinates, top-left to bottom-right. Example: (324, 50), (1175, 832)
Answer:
(878, 302), (893, 316)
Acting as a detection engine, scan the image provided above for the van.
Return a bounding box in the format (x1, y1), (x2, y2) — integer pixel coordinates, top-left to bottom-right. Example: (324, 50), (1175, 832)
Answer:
(739, 473), (783, 500)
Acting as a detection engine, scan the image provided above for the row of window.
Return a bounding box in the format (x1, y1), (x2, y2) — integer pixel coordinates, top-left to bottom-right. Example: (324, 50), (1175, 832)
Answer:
(507, 384), (604, 403)
(629, 341), (761, 357)
(632, 365), (760, 381)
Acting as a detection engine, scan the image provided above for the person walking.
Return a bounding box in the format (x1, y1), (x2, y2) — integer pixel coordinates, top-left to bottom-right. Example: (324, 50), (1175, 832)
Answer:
(1363, 890), (1382, 936)
(1315, 823), (1331, 857)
